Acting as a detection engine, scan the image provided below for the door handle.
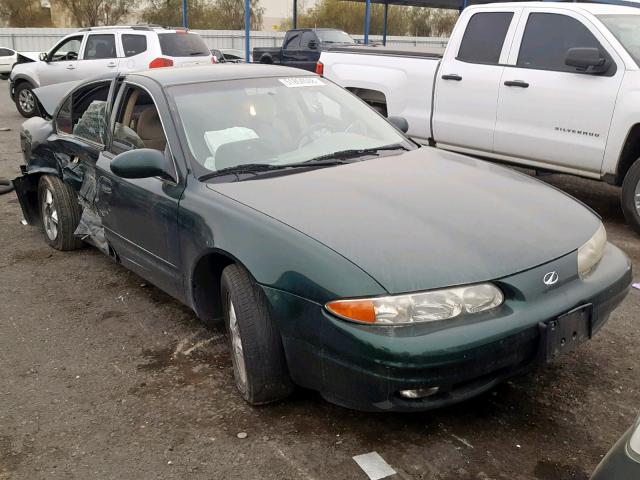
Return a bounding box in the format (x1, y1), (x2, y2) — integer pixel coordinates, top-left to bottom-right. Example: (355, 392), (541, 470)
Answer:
(66, 64), (75, 70)
(504, 80), (529, 88)
(441, 74), (462, 81)
(107, 62), (117, 68)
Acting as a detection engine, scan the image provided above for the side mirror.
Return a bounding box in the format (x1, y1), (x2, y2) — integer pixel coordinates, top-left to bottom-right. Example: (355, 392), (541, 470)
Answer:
(565, 47), (609, 74)
(39, 52), (48, 62)
(110, 148), (173, 180)
(308, 40), (318, 49)
(388, 116), (409, 133)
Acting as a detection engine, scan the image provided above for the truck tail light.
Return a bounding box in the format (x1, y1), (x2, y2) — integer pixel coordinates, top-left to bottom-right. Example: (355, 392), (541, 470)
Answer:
(315, 61), (324, 76)
(149, 57), (174, 69)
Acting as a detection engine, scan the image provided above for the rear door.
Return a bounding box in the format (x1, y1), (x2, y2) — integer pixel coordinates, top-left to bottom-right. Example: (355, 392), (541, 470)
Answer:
(282, 31), (302, 67)
(493, 8), (624, 174)
(299, 31), (321, 72)
(78, 33), (119, 77)
(118, 33), (150, 72)
(432, 8), (520, 153)
(0, 48), (15, 74)
(156, 32), (213, 67)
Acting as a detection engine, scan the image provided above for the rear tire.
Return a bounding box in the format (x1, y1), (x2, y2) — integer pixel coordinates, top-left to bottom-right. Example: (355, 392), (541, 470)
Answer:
(621, 159), (640, 235)
(15, 82), (38, 118)
(220, 264), (293, 405)
(38, 175), (83, 251)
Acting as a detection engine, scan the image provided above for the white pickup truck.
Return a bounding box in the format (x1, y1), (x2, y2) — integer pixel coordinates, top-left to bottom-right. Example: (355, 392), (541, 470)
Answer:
(319, 2), (640, 234)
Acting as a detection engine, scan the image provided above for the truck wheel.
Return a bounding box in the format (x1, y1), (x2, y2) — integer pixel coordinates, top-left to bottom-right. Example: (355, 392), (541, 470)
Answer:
(220, 264), (293, 405)
(38, 175), (83, 251)
(15, 82), (38, 118)
(622, 159), (640, 235)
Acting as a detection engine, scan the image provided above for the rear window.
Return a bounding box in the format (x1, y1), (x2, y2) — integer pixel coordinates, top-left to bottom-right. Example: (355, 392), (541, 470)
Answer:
(122, 34), (147, 57)
(158, 32), (209, 57)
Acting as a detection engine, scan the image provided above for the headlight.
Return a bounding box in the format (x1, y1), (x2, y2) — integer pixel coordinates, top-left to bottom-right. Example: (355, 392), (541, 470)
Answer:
(325, 283), (504, 325)
(577, 223), (607, 279)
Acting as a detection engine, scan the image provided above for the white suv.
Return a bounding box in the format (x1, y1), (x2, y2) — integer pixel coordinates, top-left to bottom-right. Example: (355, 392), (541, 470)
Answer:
(10, 25), (214, 117)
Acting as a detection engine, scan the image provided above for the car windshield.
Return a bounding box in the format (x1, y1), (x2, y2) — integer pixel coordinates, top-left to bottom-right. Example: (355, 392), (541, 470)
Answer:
(598, 14), (640, 65)
(169, 76), (412, 176)
(316, 30), (355, 44)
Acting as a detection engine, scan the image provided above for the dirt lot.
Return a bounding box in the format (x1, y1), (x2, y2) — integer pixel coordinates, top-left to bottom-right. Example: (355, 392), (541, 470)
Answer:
(0, 85), (638, 480)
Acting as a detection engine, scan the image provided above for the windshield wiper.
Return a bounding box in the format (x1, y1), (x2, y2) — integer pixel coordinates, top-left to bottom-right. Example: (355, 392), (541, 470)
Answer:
(304, 144), (409, 163)
(199, 160), (348, 181)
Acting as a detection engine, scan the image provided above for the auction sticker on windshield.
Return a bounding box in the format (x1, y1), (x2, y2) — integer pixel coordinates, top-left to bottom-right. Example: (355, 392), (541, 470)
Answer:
(279, 77), (326, 88)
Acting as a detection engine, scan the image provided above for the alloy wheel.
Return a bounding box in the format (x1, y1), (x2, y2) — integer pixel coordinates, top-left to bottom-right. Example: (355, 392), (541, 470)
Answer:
(228, 296), (248, 393)
(42, 188), (58, 241)
(18, 88), (35, 114)
(635, 177), (640, 216)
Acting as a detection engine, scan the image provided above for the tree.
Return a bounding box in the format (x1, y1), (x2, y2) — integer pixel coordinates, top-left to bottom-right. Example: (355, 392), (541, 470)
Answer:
(141, 0), (263, 30)
(0, 0), (52, 27)
(280, 0), (456, 37)
(209, 0), (263, 30)
(283, 0), (407, 36)
(405, 7), (457, 37)
(58, 0), (134, 27)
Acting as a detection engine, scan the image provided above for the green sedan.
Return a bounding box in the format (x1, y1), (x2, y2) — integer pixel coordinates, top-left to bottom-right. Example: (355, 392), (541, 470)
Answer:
(14, 65), (632, 411)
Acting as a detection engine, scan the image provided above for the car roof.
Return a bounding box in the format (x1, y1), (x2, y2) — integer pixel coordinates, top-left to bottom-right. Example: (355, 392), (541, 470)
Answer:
(474, 1), (640, 15)
(78, 25), (189, 33)
(127, 64), (316, 87)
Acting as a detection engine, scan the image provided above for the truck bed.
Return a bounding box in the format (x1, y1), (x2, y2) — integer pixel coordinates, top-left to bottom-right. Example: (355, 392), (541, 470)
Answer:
(328, 44), (446, 58)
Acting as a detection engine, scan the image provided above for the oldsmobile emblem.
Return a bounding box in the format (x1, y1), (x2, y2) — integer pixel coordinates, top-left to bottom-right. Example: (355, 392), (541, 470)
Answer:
(543, 271), (559, 286)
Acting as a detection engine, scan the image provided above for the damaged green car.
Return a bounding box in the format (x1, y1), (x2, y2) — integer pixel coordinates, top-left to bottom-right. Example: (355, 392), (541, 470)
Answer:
(14, 66), (632, 411)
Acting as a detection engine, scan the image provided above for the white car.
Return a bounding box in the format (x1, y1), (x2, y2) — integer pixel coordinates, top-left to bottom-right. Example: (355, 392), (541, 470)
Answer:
(10, 25), (214, 118)
(319, 2), (640, 234)
(0, 47), (17, 79)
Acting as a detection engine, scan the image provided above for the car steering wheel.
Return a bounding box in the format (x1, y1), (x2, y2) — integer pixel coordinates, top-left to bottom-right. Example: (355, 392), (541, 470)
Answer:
(297, 122), (336, 148)
(64, 51), (78, 61)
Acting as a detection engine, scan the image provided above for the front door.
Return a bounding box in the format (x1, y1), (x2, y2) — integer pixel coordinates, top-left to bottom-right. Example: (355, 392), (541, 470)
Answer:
(493, 9), (624, 174)
(94, 83), (185, 297)
(38, 35), (84, 86)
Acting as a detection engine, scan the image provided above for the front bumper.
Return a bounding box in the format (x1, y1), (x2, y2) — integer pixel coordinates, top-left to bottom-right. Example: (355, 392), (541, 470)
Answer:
(264, 243), (632, 412)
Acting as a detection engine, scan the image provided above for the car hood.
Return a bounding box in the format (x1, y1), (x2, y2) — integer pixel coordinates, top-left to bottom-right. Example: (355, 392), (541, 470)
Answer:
(208, 148), (601, 295)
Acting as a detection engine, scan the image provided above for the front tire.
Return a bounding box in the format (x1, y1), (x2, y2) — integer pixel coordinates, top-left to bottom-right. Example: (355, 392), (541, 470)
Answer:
(15, 82), (38, 118)
(38, 175), (83, 251)
(621, 159), (640, 235)
(220, 264), (293, 405)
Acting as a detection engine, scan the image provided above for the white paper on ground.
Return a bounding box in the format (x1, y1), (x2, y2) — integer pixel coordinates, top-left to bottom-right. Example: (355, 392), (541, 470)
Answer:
(632, 282), (640, 290)
(353, 452), (396, 480)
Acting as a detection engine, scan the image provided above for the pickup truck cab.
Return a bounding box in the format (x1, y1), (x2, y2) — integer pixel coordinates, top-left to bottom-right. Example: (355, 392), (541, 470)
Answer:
(253, 28), (355, 71)
(319, 2), (640, 234)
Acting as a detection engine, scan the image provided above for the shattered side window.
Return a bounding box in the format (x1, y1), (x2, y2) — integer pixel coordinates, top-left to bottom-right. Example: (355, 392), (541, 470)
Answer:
(72, 100), (108, 145)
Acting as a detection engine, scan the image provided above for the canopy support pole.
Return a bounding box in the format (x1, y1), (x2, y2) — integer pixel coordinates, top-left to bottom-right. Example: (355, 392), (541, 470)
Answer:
(293, 0), (298, 28)
(364, 0), (371, 44)
(382, 1), (388, 46)
(245, 0), (250, 63)
(182, 0), (188, 27)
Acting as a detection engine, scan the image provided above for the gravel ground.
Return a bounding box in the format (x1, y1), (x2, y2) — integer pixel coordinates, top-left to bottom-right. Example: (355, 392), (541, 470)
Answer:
(0, 84), (638, 480)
